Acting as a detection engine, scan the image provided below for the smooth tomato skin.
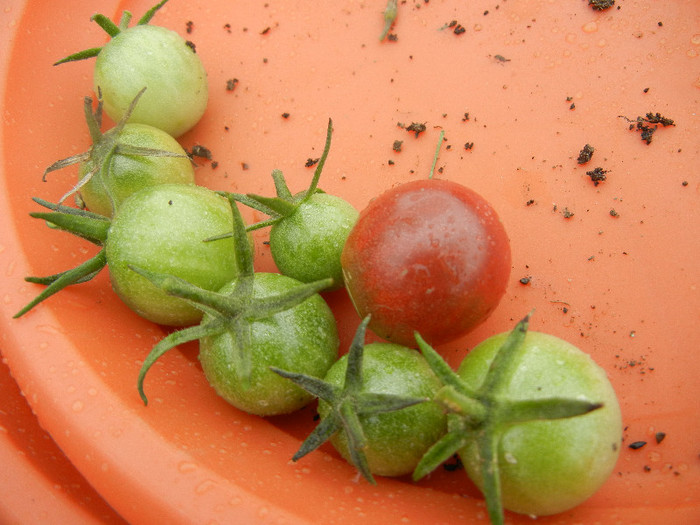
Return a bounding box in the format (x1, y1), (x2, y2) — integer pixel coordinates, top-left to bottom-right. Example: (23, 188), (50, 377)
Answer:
(457, 331), (623, 517)
(106, 184), (239, 326)
(94, 25), (208, 137)
(79, 123), (195, 217)
(318, 343), (447, 477)
(270, 193), (358, 290)
(341, 179), (511, 347)
(199, 273), (339, 416)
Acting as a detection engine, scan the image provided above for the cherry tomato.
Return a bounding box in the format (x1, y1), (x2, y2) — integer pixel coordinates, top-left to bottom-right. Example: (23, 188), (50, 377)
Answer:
(16, 184), (240, 326)
(106, 184), (240, 326)
(56, 1), (208, 137)
(198, 272), (339, 416)
(341, 178), (511, 347)
(273, 316), (447, 482)
(94, 24), (208, 137)
(413, 315), (622, 524)
(319, 342), (446, 478)
(79, 122), (194, 217)
(456, 329), (622, 518)
(234, 119), (358, 290)
(42, 90), (195, 217)
(269, 191), (358, 290)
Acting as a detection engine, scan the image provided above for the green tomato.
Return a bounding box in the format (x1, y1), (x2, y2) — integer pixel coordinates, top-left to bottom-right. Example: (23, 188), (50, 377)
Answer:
(106, 184), (239, 326)
(79, 122), (195, 217)
(457, 331), (622, 517)
(94, 24), (208, 137)
(198, 273), (339, 416)
(269, 192), (358, 290)
(318, 343), (447, 477)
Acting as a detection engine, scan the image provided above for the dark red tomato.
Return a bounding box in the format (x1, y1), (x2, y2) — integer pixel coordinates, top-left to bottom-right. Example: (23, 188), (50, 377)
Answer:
(341, 179), (511, 347)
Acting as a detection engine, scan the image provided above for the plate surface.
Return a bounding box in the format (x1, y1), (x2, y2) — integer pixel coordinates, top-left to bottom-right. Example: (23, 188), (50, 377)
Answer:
(1, 1), (699, 523)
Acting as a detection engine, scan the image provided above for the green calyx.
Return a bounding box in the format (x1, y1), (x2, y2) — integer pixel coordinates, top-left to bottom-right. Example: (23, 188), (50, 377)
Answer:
(53, 0), (170, 65)
(216, 118), (334, 235)
(271, 315), (429, 484)
(135, 194), (333, 404)
(14, 199), (111, 318)
(412, 313), (603, 525)
(42, 87), (188, 212)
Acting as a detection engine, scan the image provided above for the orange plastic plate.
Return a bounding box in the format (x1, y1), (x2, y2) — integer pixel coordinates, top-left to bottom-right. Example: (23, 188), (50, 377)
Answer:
(1, 1), (699, 523)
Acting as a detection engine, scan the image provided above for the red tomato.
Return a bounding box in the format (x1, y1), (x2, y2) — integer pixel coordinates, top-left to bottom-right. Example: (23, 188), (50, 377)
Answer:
(341, 179), (511, 347)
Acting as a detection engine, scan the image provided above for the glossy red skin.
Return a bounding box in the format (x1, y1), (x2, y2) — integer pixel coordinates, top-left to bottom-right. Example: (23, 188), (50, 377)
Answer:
(341, 179), (511, 347)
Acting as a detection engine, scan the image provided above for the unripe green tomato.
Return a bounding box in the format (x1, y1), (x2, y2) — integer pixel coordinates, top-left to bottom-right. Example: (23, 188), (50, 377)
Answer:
(199, 273), (339, 416)
(94, 25), (208, 137)
(106, 184), (239, 326)
(318, 343), (447, 477)
(79, 123), (195, 217)
(457, 331), (623, 517)
(269, 193), (358, 290)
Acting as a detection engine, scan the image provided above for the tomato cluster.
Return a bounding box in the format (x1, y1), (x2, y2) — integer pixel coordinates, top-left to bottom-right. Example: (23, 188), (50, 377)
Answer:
(16, 3), (623, 524)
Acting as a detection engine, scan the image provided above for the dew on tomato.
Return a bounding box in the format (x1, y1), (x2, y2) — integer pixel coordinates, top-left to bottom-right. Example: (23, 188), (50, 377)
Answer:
(341, 178), (511, 347)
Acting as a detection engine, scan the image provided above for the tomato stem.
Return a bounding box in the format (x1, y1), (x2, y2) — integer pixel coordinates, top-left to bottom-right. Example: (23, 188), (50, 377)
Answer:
(90, 14), (122, 37)
(117, 11), (132, 31)
(29, 197), (110, 243)
(428, 129), (445, 179)
(13, 198), (113, 317)
(14, 250), (107, 319)
(84, 95), (103, 143)
(137, 321), (219, 405)
(412, 414), (470, 481)
(138, 0), (170, 26)
(302, 118), (333, 201)
(271, 169), (293, 200)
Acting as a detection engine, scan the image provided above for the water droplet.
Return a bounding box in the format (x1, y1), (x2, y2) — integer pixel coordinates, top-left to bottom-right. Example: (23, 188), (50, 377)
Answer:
(178, 461), (197, 473)
(691, 34), (700, 45)
(582, 21), (598, 34)
(195, 479), (216, 494)
(71, 400), (84, 412)
(648, 451), (662, 463)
